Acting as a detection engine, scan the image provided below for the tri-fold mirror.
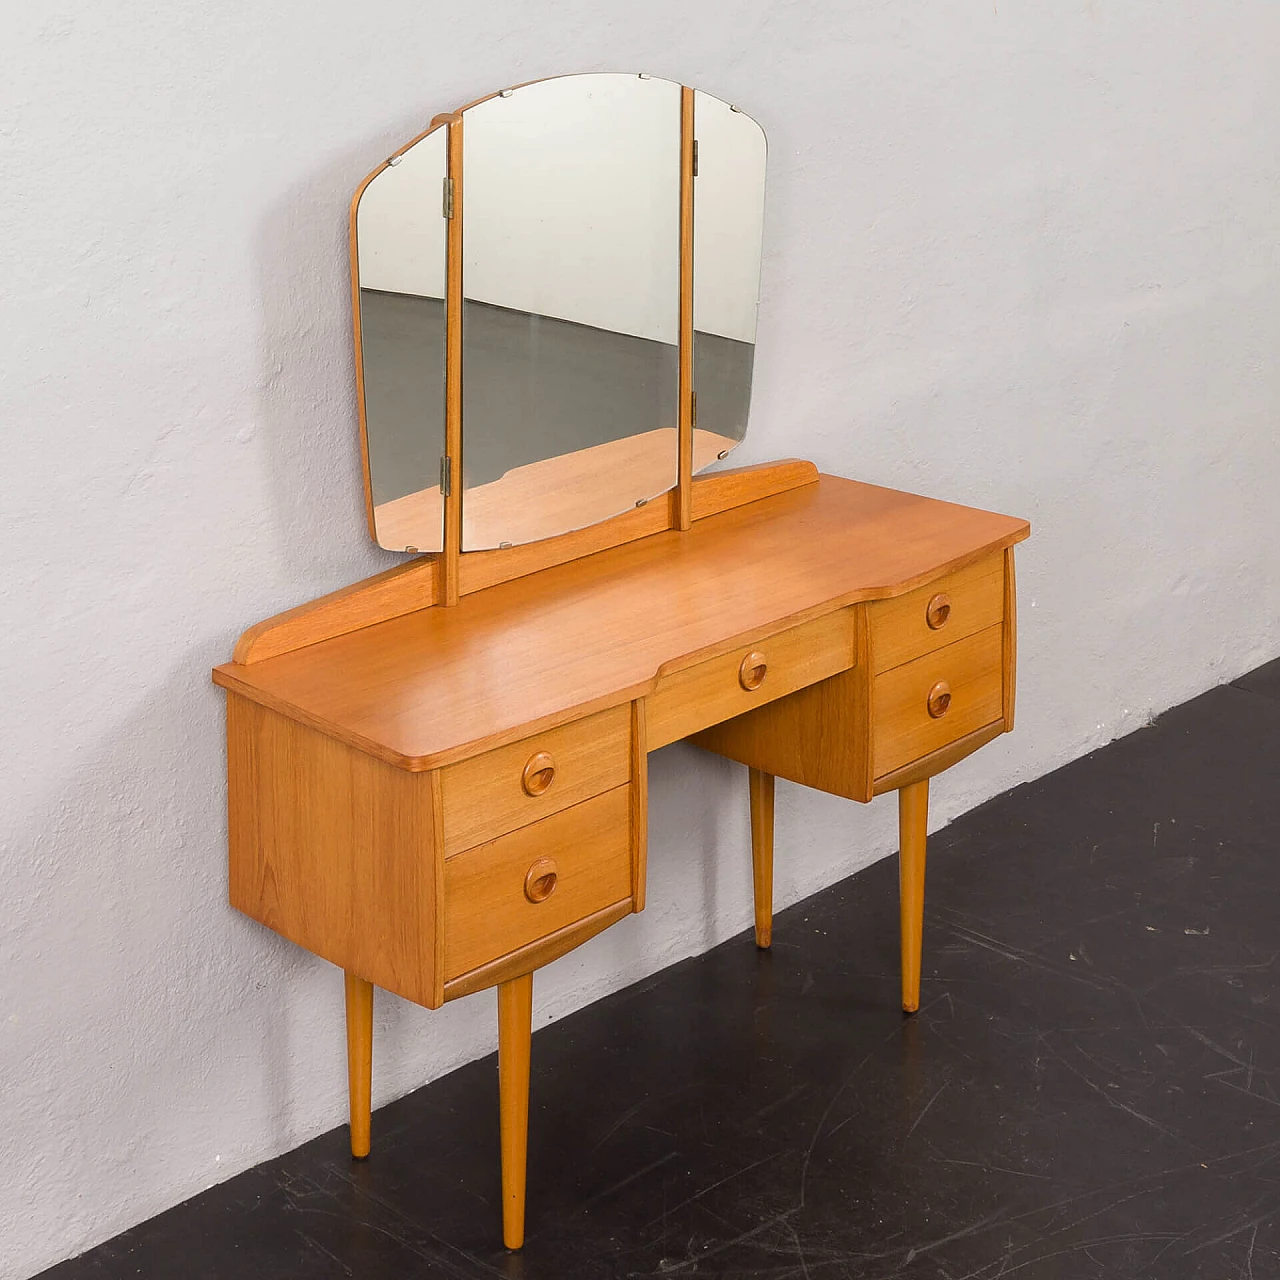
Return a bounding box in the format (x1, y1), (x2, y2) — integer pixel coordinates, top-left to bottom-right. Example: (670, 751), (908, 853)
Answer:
(352, 73), (767, 556)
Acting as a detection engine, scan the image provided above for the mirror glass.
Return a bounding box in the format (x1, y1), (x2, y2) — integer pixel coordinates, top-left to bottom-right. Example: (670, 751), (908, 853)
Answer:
(460, 74), (682, 549)
(692, 92), (767, 470)
(354, 127), (448, 552)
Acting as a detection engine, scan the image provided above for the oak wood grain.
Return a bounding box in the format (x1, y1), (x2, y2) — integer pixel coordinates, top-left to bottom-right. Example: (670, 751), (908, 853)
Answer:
(630, 699), (649, 911)
(344, 973), (373, 1157)
(872, 624), (1004, 779)
(871, 721), (1004, 797)
(898, 778), (929, 1014)
(868, 554), (1004, 674)
(749, 768), (774, 949)
(691, 608), (873, 802)
(439, 705), (630, 856)
(443, 899), (632, 1000)
(226, 693), (442, 1008)
(216, 477), (1027, 771)
(647, 608), (855, 749)
(442, 787), (632, 980)
(497, 972), (532, 1249)
(1003, 546), (1018, 731)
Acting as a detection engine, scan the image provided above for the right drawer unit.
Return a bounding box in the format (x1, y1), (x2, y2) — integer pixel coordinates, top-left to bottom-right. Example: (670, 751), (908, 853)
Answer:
(867, 553), (1010, 785)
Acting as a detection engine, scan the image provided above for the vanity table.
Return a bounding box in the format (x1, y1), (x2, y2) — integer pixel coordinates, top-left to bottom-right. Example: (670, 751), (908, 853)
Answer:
(213, 74), (1029, 1250)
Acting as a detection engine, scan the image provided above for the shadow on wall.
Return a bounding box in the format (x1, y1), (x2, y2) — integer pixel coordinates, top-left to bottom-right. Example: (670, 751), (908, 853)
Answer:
(249, 126), (416, 584)
(1, 643), (348, 1264)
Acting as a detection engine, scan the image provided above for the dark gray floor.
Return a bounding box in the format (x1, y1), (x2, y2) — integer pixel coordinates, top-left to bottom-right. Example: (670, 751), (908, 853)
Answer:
(359, 290), (752, 507)
(39, 657), (1280, 1278)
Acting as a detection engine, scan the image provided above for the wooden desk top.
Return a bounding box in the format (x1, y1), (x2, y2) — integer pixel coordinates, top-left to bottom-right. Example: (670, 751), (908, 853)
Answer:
(213, 476), (1029, 771)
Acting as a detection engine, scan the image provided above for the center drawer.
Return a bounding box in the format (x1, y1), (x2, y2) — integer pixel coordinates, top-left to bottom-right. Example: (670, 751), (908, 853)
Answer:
(647, 608), (856, 749)
(440, 705), (630, 856)
(442, 786), (633, 982)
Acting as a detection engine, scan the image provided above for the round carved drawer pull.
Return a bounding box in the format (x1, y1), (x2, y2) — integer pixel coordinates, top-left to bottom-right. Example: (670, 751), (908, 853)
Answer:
(521, 751), (556, 797)
(927, 680), (952, 719)
(739, 651), (768, 692)
(524, 858), (559, 904)
(926, 592), (952, 630)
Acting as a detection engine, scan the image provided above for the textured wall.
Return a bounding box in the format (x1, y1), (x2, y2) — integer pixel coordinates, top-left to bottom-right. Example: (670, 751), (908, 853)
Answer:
(4, 3), (1279, 1275)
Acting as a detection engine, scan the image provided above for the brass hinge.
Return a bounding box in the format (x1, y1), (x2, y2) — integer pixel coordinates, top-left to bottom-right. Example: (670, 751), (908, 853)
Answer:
(442, 177), (454, 219)
(440, 454), (453, 496)
(692, 139), (699, 178)
(691, 391), (697, 429)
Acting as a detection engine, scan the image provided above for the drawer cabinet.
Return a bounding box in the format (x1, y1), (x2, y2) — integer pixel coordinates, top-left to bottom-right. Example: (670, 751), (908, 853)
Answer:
(440, 705), (631, 855)
(690, 550), (1014, 803)
(872, 624), (1004, 779)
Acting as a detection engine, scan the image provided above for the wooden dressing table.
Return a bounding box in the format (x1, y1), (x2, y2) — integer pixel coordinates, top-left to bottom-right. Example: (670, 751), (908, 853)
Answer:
(214, 75), (1029, 1249)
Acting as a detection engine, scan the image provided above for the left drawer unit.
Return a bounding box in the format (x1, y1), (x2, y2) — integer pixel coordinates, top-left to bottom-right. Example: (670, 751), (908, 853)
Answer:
(439, 705), (643, 999)
(226, 696), (645, 1011)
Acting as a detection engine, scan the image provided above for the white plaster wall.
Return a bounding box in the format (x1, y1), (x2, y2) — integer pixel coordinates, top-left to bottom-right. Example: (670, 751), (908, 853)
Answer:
(3, 3), (1279, 1276)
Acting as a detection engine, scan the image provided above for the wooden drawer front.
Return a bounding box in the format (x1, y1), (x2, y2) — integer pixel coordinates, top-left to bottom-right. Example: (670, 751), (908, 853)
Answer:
(440, 705), (630, 856)
(443, 786), (633, 981)
(869, 556), (1004, 674)
(873, 625), (1004, 779)
(647, 609), (855, 749)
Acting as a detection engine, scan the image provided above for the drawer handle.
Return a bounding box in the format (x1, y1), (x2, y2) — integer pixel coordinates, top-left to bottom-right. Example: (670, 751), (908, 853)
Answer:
(521, 751), (556, 797)
(926, 592), (952, 630)
(927, 680), (952, 719)
(524, 858), (559, 904)
(739, 651), (768, 692)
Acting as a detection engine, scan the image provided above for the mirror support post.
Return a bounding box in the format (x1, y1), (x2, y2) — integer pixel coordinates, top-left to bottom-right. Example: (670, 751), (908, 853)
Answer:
(674, 85), (696, 532)
(443, 114), (465, 605)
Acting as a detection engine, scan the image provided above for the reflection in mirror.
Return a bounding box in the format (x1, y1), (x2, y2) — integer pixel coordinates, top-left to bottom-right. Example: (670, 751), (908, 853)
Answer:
(355, 127), (448, 552)
(692, 92), (767, 470)
(461, 74), (681, 549)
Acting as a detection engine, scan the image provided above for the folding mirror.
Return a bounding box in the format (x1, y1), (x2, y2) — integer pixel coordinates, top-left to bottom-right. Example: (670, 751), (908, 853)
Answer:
(353, 127), (448, 552)
(351, 75), (767, 560)
(692, 91), (767, 460)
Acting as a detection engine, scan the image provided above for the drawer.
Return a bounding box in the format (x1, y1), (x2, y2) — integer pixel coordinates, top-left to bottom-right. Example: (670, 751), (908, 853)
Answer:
(873, 624), (1004, 779)
(440, 705), (630, 856)
(647, 608), (855, 749)
(868, 555), (1004, 674)
(443, 786), (633, 981)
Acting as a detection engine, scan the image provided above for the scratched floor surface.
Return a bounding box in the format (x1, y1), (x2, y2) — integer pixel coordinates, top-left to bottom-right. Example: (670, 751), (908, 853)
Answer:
(39, 660), (1280, 1279)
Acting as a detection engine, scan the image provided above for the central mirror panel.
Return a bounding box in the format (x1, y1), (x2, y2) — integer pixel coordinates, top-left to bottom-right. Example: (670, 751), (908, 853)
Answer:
(460, 74), (682, 549)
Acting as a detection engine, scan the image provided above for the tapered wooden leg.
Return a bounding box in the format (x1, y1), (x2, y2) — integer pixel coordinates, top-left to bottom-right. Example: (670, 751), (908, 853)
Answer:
(344, 971), (373, 1158)
(898, 779), (929, 1014)
(498, 971), (533, 1250)
(749, 768), (775, 949)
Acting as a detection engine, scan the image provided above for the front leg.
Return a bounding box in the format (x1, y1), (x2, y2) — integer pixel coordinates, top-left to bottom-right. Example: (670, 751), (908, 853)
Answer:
(498, 971), (533, 1249)
(897, 779), (929, 1013)
(749, 768), (775, 949)
(344, 972), (374, 1157)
